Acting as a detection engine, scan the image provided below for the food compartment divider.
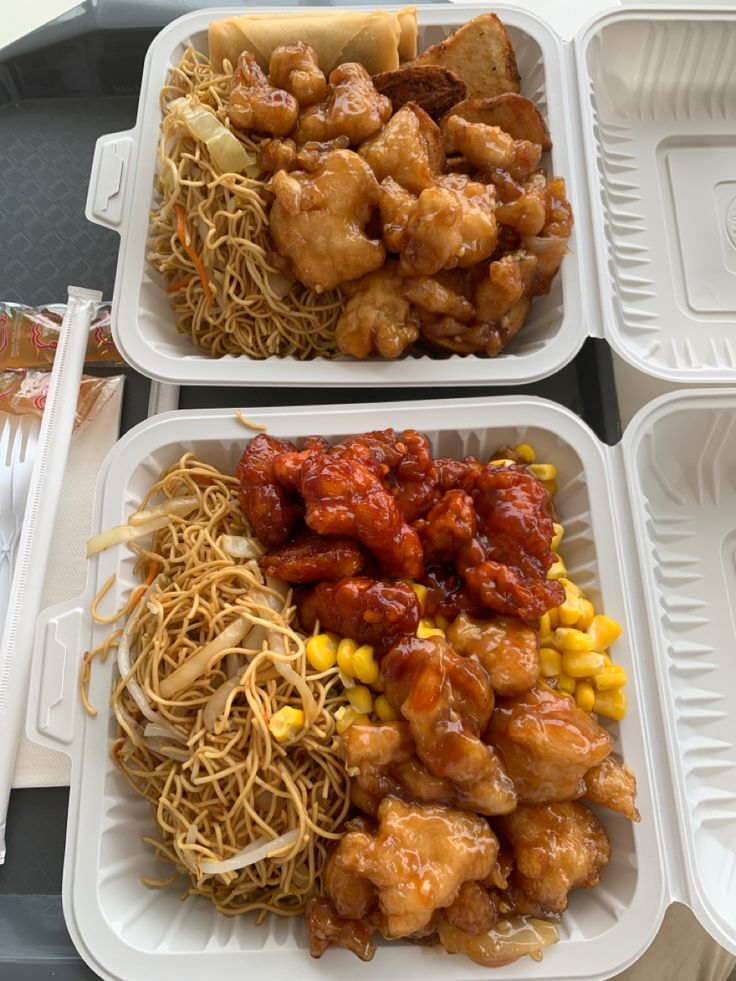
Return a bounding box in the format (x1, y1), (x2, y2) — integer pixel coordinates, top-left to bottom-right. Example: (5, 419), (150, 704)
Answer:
(29, 397), (666, 981)
(87, 4), (588, 387)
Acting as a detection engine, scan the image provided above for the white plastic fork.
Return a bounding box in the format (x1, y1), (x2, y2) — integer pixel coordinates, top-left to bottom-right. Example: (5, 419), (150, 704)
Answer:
(0, 416), (38, 644)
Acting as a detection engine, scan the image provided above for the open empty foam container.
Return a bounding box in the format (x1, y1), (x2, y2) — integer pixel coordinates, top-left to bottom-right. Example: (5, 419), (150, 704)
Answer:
(26, 393), (736, 980)
(84, 3), (736, 386)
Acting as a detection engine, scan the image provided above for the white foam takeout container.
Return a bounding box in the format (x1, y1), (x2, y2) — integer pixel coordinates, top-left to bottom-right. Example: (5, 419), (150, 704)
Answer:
(84, 3), (736, 386)
(27, 393), (736, 980)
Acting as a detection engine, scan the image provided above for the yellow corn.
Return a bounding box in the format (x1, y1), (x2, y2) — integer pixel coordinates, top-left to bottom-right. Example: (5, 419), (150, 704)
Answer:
(593, 688), (626, 721)
(514, 443), (536, 463)
(374, 694), (398, 722)
(575, 681), (596, 712)
(560, 577), (582, 597)
(529, 463), (557, 482)
(347, 685), (374, 715)
(539, 647), (562, 678)
(435, 613), (450, 632)
(337, 639), (358, 676)
(577, 598), (595, 631)
(338, 669), (355, 689)
(548, 606), (560, 629)
(593, 666), (628, 692)
(352, 644), (379, 685)
(417, 617), (444, 640)
(547, 554), (566, 580)
(588, 615), (622, 652)
(562, 650), (606, 678)
(554, 627), (595, 651)
(334, 706), (370, 735)
(305, 634), (338, 673)
(268, 706), (305, 742)
(550, 522), (564, 552)
(490, 458), (515, 468)
(557, 672), (576, 694)
(539, 612), (552, 636)
(558, 583), (582, 625)
(408, 582), (428, 615)
(544, 479), (558, 495)
(602, 653), (613, 668)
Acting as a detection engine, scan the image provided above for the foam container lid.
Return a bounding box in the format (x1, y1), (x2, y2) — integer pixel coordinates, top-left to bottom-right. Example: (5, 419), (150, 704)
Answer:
(26, 391), (736, 980)
(85, 2), (736, 386)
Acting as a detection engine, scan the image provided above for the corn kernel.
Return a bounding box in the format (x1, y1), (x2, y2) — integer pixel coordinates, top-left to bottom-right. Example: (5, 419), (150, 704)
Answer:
(305, 634), (338, 673)
(548, 606), (560, 629)
(558, 581), (582, 625)
(547, 554), (566, 580)
(408, 582), (428, 615)
(559, 577), (582, 598)
(337, 639), (358, 676)
(575, 681), (596, 712)
(338, 669), (355, 689)
(577, 598), (595, 631)
(268, 706), (305, 742)
(550, 522), (564, 552)
(435, 613), (450, 632)
(334, 706), (370, 735)
(554, 626), (595, 652)
(557, 672), (576, 694)
(490, 458), (515, 468)
(593, 666), (628, 692)
(529, 463), (557, 482)
(352, 644), (379, 685)
(374, 694), (398, 722)
(538, 612), (552, 636)
(514, 443), (536, 463)
(539, 647), (562, 678)
(417, 618), (444, 640)
(602, 653), (613, 668)
(588, 615), (622, 651)
(347, 685), (373, 714)
(562, 650), (606, 678)
(593, 688), (626, 721)
(543, 479), (558, 496)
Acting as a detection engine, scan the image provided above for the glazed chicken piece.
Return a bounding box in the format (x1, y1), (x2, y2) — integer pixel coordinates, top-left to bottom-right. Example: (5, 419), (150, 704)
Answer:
(402, 276), (474, 322)
(499, 802), (611, 913)
(227, 52), (298, 136)
(330, 797), (499, 937)
(415, 489), (478, 562)
(488, 683), (614, 803)
(582, 754), (640, 822)
(475, 250), (538, 322)
(378, 176), (417, 252)
(269, 149), (385, 292)
(445, 881), (497, 934)
(447, 612), (539, 696)
(259, 529), (365, 582)
(335, 265), (420, 359)
(235, 434), (301, 548)
(294, 62), (392, 145)
(360, 103), (444, 194)
(297, 577), (420, 650)
(382, 636), (518, 815)
(383, 428), (442, 523)
(495, 172), (548, 236)
(257, 135), (349, 173)
(399, 175), (497, 277)
(456, 463), (565, 619)
(268, 42), (326, 106)
(524, 176), (573, 296)
(305, 896), (376, 961)
(323, 841), (377, 919)
(444, 115), (542, 181)
(289, 439), (424, 578)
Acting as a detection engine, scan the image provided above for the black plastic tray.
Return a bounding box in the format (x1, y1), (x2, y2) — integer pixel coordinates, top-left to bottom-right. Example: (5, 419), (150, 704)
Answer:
(0, 21), (621, 980)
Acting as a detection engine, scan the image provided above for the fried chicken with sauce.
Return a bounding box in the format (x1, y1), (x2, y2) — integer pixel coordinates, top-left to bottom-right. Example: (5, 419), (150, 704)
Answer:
(227, 52), (298, 136)
(524, 175), (573, 296)
(495, 171), (548, 236)
(269, 149), (385, 292)
(582, 754), (640, 822)
(447, 612), (539, 696)
(444, 115), (542, 181)
(259, 529), (365, 582)
(402, 276), (474, 322)
(335, 265), (420, 358)
(488, 683), (614, 802)
(256, 135), (349, 173)
(445, 881), (497, 934)
(378, 176), (417, 252)
(359, 103), (444, 194)
(268, 42), (326, 106)
(305, 896), (376, 961)
(294, 62), (392, 145)
(415, 489), (478, 561)
(235, 434), (301, 548)
(399, 176), (497, 277)
(499, 802), (611, 913)
(330, 797), (499, 937)
(297, 578), (420, 650)
(474, 250), (537, 322)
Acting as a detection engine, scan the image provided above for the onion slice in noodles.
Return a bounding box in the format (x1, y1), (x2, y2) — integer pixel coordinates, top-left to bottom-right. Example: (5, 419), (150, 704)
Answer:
(159, 616), (250, 699)
(199, 828), (300, 876)
(128, 495), (198, 526)
(87, 497), (197, 556)
(221, 535), (262, 559)
(168, 96), (259, 176)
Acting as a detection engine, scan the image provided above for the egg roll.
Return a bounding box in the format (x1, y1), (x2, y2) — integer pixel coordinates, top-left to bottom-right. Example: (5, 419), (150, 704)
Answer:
(209, 9), (415, 76)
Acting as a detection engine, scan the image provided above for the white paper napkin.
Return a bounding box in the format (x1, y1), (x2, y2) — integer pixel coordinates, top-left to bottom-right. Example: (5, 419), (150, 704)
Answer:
(12, 379), (124, 788)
